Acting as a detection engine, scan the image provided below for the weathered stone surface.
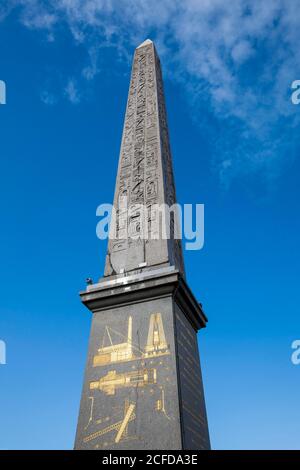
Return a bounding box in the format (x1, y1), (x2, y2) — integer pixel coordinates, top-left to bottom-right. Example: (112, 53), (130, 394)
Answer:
(104, 39), (185, 279)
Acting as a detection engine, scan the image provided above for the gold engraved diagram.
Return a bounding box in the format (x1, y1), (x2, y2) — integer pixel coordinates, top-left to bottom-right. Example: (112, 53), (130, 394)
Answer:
(84, 396), (94, 430)
(144, 313), (168, 356)
(90, 368), (157, 396)
(83, 399), (136, 445)
(85, 312), (172, 446)
(155, 387), (172, 420)
(93, 316), (135, 367)
(92, 313), (170, 367)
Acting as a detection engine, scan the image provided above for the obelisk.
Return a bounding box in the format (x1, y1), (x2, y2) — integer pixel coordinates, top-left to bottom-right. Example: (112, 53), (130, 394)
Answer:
(75, 39), (210, 450)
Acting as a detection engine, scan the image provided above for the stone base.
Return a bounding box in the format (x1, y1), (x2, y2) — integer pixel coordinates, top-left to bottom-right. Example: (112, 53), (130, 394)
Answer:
(74, 266), (210, 450)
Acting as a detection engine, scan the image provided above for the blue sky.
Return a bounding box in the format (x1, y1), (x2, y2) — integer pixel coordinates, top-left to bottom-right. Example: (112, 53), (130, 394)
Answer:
(0, 1), (300, 449)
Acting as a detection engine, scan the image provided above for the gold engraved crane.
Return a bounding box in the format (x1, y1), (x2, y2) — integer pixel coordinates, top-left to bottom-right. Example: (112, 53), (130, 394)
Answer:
(115, 402), (135, 443)
(93, 316), (137, 367)
(90, 368), (157, 396)
(93, 313), (170, 367)
(144, 313), (169, 356)
(83, 400), (136, 444)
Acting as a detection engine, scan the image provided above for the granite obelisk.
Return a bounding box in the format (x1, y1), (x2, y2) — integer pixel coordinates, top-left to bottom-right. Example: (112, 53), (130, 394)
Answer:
(75, 39), (210, 450)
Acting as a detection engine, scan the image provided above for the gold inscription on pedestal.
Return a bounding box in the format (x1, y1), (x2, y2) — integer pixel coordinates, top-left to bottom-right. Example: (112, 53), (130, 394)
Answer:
(93, 313), (170, 367)
(83, 399), (136, 444)
(144, 313), (168, 355)
(82, 310), (174, 448)
(90, 368), (157, 396)
(93, 316), (135, 366)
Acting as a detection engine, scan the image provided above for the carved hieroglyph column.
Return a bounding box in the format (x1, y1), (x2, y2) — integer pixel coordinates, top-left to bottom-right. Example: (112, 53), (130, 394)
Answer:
(104, 39), (185, 278)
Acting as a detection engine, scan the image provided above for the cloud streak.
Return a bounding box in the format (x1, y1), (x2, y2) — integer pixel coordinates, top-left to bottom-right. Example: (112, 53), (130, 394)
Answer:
(3, 0), (300, 187)
(64, 78), (80, 104)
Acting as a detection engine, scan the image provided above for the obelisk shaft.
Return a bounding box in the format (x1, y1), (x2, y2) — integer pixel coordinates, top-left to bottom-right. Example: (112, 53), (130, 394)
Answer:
(104, 39), (185, 278)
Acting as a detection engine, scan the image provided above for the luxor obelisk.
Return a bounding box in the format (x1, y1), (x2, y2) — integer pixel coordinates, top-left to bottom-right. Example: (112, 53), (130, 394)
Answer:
(75, 39), (210, 450)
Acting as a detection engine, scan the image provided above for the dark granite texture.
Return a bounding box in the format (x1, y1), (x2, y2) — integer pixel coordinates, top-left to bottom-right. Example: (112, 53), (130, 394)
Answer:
(75, 296), (182, 450)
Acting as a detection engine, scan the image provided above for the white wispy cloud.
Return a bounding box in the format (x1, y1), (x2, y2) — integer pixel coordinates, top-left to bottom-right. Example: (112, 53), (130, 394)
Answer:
(64, 78), (80, 104)
(2, 0), (300, 187)
(40, 89), (57, 105)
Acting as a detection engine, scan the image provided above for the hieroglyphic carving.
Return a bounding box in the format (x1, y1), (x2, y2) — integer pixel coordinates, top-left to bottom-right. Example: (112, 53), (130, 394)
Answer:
(104, 41), (185, 277)
(154, 55), (185, 277)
